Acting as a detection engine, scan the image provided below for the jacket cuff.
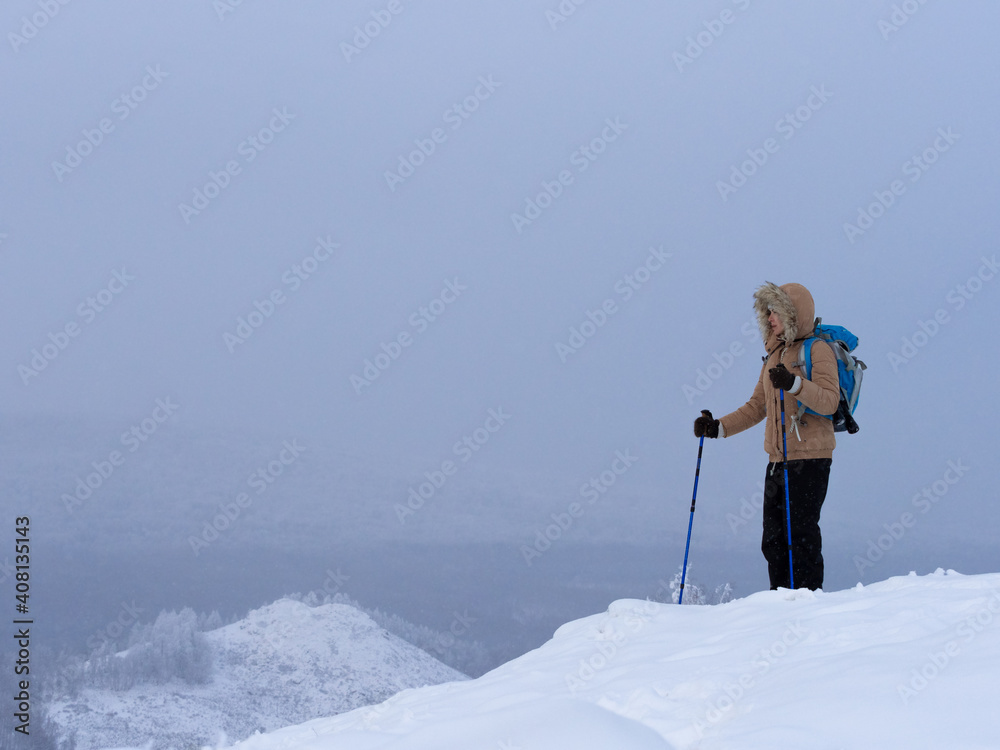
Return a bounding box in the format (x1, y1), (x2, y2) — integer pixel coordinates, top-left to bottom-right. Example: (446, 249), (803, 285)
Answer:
(790, 376), (803, 395)
(719, 421), (727, 438)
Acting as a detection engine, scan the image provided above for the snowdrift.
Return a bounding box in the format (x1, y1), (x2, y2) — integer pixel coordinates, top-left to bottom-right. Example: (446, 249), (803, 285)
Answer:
(233, 571), (1000, 749)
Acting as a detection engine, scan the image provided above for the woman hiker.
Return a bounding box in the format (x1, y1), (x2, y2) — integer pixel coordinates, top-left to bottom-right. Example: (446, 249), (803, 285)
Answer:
(694, 282), (840, 591)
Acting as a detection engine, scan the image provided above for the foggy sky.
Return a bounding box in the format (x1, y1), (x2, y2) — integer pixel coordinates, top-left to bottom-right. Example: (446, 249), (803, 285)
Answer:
(3, 0), (999, 562)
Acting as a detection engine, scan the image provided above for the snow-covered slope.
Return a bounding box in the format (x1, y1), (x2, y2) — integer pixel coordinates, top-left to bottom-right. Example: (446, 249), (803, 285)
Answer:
(232, 571), (1000, 749)
(47, 599), (465, 750)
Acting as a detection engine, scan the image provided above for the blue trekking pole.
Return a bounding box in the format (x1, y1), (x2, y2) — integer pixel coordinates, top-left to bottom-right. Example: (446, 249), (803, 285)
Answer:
(779, 389), (795, 589)
(679, 425), (707, 604)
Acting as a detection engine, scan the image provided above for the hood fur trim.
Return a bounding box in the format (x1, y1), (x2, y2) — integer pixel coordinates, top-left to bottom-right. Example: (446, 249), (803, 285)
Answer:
(753, 282), (816, 347)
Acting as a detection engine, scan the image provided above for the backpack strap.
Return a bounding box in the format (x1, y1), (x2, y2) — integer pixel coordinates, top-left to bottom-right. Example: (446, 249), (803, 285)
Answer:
(792, 337), (816, 430)
(793, 337), (815, 380)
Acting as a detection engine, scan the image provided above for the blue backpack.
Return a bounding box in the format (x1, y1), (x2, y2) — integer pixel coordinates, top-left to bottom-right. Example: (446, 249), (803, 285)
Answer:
(792, 319), (866, 434)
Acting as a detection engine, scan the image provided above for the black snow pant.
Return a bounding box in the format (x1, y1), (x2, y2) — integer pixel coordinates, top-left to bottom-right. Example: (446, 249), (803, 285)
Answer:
(762, 458), (831, 591)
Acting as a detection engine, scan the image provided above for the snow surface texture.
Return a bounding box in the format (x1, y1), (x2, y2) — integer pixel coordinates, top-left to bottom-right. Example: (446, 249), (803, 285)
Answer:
(231, 572), (1000, 749)
(47, 599), (465, 750)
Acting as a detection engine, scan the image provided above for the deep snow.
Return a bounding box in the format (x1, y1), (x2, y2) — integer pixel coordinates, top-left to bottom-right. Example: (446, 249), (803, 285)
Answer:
(228, 570), (1000, 749)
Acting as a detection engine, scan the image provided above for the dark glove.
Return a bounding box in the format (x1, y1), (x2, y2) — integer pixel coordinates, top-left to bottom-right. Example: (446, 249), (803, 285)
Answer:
(693, 409), (719, 439)
(768, 363), (796, 391)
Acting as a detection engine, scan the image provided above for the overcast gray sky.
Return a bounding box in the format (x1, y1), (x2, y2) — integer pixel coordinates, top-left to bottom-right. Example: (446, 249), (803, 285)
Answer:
(3, 1), (999, 561)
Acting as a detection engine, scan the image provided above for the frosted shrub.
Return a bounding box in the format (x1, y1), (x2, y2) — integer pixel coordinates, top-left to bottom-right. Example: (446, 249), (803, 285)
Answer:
(668, 566), (733, 605)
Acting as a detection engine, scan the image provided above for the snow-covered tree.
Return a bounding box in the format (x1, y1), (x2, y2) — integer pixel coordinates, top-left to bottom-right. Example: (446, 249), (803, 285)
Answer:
(83, 607), (213, 690)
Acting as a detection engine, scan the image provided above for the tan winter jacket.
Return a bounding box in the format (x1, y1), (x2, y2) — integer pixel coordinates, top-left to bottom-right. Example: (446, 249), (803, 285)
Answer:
(719, 282), (840, 463)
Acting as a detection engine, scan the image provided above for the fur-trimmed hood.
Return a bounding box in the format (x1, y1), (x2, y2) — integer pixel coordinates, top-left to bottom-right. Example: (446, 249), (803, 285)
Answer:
(719, 281), (838, 463)
(753, 282), (817, 349)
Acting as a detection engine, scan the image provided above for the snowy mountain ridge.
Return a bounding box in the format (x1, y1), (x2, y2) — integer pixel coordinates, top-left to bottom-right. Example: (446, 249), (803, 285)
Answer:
(47, 599), (465, 750)
(230, 571), (1000, 749)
